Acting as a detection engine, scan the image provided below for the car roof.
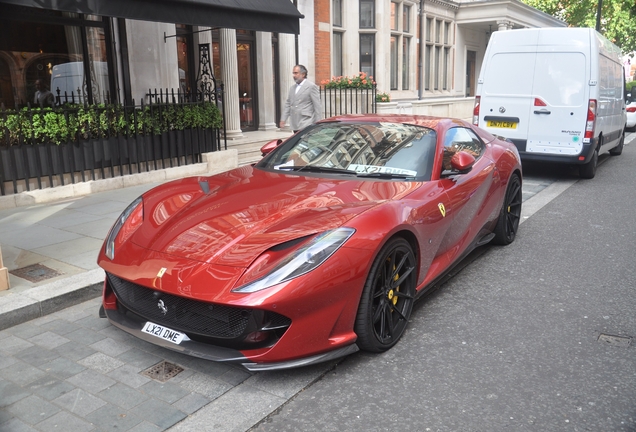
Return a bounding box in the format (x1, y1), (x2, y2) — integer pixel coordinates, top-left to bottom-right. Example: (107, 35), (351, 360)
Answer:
(320, 114), (471, 131)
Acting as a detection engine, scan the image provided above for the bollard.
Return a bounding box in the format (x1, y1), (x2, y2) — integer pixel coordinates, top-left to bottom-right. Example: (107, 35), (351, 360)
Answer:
(0, 245), (9, 291)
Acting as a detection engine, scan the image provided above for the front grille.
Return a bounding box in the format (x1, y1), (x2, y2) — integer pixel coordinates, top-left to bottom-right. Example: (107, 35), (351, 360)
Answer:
(106, 272), (290, 341)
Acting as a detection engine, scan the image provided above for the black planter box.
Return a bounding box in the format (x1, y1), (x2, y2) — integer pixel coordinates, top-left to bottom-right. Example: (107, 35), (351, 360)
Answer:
(0, 128), (216, 184)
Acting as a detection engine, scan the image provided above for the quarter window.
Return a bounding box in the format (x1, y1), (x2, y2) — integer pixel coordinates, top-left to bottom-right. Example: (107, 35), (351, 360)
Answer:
(442, 127), (484, 170)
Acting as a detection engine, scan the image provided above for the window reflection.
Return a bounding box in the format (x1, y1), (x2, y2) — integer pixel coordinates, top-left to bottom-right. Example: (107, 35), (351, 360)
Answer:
(0, 6), (110, 108)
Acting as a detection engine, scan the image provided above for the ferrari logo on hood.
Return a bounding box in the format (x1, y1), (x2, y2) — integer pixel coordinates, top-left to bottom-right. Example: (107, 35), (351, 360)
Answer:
(438, 203), (446, 218)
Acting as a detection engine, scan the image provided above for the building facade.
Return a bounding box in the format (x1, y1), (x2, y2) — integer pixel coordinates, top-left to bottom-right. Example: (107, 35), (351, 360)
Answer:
(0, 0), (564, 143)
(306, 0), (565, 116)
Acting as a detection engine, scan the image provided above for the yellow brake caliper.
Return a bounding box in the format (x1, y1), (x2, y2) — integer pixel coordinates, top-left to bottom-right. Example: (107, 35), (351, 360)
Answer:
(387, 260), (400, 309)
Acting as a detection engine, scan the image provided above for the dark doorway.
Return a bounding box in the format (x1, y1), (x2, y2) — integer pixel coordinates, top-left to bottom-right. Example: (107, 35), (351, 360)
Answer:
(237, 30), (257, 131)
(466, 50), (476, 97)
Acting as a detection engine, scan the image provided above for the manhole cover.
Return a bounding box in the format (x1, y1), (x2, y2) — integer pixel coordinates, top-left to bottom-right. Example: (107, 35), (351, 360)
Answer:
(10, 264), (62, 283)
(598, 333), (632, 347)
(141, 361), (184, 382)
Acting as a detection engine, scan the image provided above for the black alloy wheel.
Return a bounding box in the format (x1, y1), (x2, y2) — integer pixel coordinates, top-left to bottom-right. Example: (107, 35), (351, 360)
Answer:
(355, 237), (416, 352)
(492, 173), (522, 245)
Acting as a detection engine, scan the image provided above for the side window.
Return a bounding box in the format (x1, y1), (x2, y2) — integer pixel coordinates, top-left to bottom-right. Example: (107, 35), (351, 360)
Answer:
(442, 127), (484, 170)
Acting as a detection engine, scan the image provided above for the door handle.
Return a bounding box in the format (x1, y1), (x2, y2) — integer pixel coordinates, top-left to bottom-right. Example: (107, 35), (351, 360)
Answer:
(533, 109), (551, 115)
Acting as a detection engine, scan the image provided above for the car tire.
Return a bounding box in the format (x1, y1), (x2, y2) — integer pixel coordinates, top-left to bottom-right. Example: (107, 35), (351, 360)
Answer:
(492, 173), (522, 246)
(609, 131), (624, 156)
(579, 146), (598, 179)
(355, 237), (416, 353)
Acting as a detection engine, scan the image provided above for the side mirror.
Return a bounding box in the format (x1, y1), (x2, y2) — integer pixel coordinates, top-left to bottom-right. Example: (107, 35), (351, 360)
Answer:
(261, 139), (283, 156)
(450, 151), (476, 174)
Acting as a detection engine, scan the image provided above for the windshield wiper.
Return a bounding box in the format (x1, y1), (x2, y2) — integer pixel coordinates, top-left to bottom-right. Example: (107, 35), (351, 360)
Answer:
(275, 165), (358, 175)
(355, 172), (413, 179)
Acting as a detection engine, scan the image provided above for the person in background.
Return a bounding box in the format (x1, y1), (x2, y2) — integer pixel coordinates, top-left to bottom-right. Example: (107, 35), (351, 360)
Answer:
(279, 65), (322, 133)
(34, 79), (55, 108)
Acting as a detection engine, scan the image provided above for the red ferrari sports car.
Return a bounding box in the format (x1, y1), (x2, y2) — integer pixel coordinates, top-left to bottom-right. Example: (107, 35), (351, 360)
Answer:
(98, 114), (522, 371)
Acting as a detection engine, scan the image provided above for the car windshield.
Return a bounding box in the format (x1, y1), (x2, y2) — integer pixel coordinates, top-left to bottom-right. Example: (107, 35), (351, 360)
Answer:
(257, 122), (437, 181)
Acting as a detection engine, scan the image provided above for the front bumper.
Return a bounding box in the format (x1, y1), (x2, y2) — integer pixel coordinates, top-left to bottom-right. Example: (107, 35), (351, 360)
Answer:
(101, 273), (359, 371)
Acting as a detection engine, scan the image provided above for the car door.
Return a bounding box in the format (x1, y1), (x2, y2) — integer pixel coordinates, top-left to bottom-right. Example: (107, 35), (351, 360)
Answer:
(436, 127), (499, 263)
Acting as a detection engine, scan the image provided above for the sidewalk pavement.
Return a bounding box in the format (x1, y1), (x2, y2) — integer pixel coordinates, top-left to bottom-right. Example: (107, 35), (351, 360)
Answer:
(0, 129), (293, 331)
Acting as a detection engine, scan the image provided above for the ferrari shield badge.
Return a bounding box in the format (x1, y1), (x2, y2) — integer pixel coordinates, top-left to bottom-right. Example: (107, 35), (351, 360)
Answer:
(438, 203), (446, 218)
(153, 267), (168, 288)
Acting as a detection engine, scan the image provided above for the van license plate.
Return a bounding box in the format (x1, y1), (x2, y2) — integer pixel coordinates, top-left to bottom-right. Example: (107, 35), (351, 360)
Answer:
(141, 321), (185, 344)
(487, 120), (517, 129)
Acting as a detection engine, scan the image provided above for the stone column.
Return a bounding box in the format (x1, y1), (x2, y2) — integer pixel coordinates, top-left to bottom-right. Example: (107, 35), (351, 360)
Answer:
(278, 33), (296, 130)
(220, 28), (243, 139)
(497, 20), (512, 31)
(256, 32), (277, 130)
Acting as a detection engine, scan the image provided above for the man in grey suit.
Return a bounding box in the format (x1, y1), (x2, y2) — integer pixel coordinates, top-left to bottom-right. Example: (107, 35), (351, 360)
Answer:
(279, 65), (322, 133)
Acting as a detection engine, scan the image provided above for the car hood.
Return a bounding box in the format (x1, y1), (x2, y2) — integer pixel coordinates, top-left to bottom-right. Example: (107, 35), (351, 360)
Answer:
(131, 165), (421, 267)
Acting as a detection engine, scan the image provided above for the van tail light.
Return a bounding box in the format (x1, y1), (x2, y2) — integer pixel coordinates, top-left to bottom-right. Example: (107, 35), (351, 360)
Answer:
(627, 106), (636, 113)
(473, 96), (481, 126)
(584, 99), (597, 143)
(534, 98), (547, 106)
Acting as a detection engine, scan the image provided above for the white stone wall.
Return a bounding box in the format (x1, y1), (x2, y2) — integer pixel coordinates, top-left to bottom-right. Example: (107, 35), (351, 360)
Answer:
(297, 0), (316, 78)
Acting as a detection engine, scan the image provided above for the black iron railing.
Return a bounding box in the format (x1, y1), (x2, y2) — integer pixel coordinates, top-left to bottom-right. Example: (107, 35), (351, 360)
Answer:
(0, 92), (224, 196)
(320, 85), (377, 118)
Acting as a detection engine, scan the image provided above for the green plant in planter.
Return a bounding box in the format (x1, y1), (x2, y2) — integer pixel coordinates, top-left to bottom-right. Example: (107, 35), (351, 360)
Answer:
(321, 72), (376, 89)
(0, 102), (222, 147)
(376, 92), (391, 102)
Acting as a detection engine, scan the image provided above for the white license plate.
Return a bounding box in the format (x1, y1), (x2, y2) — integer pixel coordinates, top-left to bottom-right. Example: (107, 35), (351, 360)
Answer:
(141, 321), (185, 345)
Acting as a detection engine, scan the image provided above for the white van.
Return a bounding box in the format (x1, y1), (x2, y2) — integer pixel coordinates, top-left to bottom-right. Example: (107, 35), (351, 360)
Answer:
(473, 27), (626, 179)
(50, 61), (109, 104)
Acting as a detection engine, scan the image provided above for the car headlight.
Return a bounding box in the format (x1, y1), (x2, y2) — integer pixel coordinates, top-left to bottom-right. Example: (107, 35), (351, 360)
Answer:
(232, 227), (356, 293)
(104, 196), (143, 260)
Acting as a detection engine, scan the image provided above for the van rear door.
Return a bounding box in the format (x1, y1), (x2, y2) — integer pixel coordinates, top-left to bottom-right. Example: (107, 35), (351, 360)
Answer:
(525, 52), (588, 156)
(479, 51), (536, 148)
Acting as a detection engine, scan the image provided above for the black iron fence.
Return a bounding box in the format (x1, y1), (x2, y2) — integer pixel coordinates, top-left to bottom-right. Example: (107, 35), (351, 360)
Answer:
(0, 91), (224, 196)
(320, 85), (377, 118)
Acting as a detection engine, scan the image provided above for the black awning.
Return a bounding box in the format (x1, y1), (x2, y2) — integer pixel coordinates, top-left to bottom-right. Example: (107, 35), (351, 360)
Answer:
(0, 0), (303, 34)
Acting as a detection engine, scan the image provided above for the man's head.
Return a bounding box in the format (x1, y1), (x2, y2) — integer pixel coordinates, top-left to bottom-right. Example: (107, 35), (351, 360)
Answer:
(35, 79), (46, 91)
(293, 65), (308, 84)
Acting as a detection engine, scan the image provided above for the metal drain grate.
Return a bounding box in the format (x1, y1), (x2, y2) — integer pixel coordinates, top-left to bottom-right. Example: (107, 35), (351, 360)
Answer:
(141, 361), (184, 382)
(598, 333), (632, 347)
(10, 264), (62, 283)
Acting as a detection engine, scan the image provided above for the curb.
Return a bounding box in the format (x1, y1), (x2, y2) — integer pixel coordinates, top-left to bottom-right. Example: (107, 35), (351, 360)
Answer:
(0, 268), (104, 330)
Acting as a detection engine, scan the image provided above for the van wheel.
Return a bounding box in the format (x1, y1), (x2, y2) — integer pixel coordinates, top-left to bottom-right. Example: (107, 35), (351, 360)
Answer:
(579, 148), (598, 179)
(609, 131), (624, 156)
